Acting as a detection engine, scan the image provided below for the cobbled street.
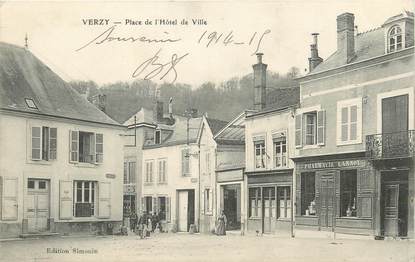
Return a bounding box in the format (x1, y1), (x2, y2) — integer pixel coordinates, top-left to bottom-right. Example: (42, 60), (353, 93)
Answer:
(1, 232), (414, 262)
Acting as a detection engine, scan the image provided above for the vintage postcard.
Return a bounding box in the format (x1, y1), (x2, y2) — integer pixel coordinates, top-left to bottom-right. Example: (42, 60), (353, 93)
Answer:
(0, 0), (414, 261)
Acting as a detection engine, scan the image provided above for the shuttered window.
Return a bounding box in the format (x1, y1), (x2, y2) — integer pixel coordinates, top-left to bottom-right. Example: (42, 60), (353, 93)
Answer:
(337, 98), (362, 145)
(145, 161), (154, 183)
(31, 126), (57, 161)
(295, 115), (302, 147)
(95, 133), (103, 163)
(69, 131), (104, 164)
(158, 159), (167, 183)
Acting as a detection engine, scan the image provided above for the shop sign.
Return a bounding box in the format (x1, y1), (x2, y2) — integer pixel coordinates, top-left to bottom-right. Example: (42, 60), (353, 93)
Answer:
(300, 159), (365, 170)
(106, 173), (116, 179)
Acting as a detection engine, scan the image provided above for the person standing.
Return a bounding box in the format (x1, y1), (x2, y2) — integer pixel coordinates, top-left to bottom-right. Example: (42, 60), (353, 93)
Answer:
(129, 210), (138, 233)
(151, 212), (159, 233)
(138, 212), (147, 239)
(216, 210), (227, 236)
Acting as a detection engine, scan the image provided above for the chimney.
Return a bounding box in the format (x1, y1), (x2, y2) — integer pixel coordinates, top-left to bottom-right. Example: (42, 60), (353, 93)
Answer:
(153, 100), (164, 123)
(91, 94), (106, 112)
(253, 53), (267, 111)
(337, 12), (355, 63)
(189, 108), (198, 118)
(308, 33), (323, 72)
(168, 97), (173, 119)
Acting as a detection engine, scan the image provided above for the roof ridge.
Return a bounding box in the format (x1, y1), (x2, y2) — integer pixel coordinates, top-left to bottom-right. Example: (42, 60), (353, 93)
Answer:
(357, 26), (382, 36)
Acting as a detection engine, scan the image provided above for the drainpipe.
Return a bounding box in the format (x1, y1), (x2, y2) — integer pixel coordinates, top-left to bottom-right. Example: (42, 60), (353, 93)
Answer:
(198, 144), (201, 232)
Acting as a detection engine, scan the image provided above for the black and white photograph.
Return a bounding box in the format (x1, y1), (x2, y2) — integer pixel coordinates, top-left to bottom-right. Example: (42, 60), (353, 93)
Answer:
(0, 0), (414, 261)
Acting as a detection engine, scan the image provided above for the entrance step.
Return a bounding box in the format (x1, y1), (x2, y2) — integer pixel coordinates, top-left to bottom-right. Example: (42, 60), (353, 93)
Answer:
(20, 232), (60, 239)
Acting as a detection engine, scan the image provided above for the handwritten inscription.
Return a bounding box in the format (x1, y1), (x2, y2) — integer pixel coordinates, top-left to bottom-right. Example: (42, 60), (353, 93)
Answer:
(197, 29), (271, 55)
(132, 49), (189, 84)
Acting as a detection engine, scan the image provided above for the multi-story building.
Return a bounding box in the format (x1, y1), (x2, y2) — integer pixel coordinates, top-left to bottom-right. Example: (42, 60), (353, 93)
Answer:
(293, 11), (414, 238)
(141, 105), (202, 232)
(0, 43), (124, 238)
(244, 53), (300, 234)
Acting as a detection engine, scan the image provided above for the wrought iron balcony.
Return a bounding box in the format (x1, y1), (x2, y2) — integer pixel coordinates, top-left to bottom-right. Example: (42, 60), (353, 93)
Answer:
(366, 130), (415, 159)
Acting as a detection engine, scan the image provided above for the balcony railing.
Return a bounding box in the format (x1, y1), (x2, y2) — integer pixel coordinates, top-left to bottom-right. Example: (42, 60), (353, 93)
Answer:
(366, 130), (415, 159)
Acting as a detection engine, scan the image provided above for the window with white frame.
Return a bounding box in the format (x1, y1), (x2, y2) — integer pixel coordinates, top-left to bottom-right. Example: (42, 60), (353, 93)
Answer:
(158, 159), (167, 183)
(123, 161), (136, 184)
(249, 187), (261, 217)
(145, 160), (154, 183)
(254, 140), (266, 169)
(73, 181), (96, 217)
(337, 98), (362, 145)
(295, 110), (325, 147)
(273, 135), (287, 168)
(31, 126), (57, 161)
(388, 26), (403, 53)
(69, 131), (103, 164)
(204, 188), (213, 214)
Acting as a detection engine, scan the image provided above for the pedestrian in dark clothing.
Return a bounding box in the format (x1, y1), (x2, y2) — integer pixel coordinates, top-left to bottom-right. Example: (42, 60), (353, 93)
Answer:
(129, 210), (138, 233)
(138, 212), (147, 239)
(152, 212), (159, 232)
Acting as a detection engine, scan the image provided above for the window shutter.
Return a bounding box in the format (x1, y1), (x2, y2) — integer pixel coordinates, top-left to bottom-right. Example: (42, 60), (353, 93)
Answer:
(95, 133), (103, 163)
(49, 128), (57, 160)
(31, 126), (42, 160)
(141, 197), (146, 213)
(69, 130), (79, 163)
(317, 110), (325, 145)
(89, 133), (95, 164)
(158, 160), (162, 182)
(163, 161), (167, 183)
(181, 149), (188, 176)
(150, 162), (153, 182)
(166, 197), (171, 222)
(209, 189), (213, 212)
(295, 173), (301, 216)
(295, 114), (302, 148)
(59, 180), (73, 219)
(98, 182), (111, 218)
(1, 177), (18, 221)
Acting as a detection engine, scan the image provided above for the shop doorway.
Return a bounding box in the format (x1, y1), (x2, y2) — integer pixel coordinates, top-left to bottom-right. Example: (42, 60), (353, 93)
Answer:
(262, 187), (276, 233)
(177, 190), (195, 232)
(25, 179), (50, 233)
(381, 171), (408, 237)
(320, 175), (335, 229)
(222, 184), (241, 230)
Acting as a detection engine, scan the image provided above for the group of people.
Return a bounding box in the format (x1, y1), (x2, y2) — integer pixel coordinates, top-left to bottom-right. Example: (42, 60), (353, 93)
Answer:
(129, 211), (162, 239)
(128, 210), (228, 237)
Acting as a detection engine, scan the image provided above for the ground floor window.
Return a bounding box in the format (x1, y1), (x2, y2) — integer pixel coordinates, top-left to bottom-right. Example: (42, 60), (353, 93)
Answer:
(144, 196), (153, 214)
(74, 181), (96, 217)
(249, 187), (262, 217)
(301, 172), (316, 216)
(277, 186), (291, 219)
(123, 195), (136, 217)
(340, 170), (357, 217)
(158, 196), (166, 220)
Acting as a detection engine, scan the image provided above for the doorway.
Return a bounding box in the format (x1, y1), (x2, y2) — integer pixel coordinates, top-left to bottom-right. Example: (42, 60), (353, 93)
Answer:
(223, 184), (241, 230)
(381, 171), (408, 237)
(25, 179), (50, 233)
(320, 175), (335, 229)
(262, 187), (276, 233)
(177, 190), (195, 232)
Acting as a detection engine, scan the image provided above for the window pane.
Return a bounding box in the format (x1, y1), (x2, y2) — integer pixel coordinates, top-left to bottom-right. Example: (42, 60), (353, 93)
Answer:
(350, 105), (357, 122)
(38, 181), (46, 189)
(28, 180), (35, 189)
(341, 124), (348, 141)
(340, 170), (357, 217)
(301, 173), (316, 215)
(350, 123), (357, 140)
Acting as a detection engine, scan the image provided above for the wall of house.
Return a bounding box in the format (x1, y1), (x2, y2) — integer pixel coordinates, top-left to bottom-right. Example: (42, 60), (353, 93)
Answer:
(142, 143), (200, 232)
(245, 110), (296, 172)
(0, 113), (124, 238)
(297, 51), (415, 157)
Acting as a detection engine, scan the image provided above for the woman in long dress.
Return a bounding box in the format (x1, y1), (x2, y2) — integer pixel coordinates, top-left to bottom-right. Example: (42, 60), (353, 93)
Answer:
(216, 210), (227, 236)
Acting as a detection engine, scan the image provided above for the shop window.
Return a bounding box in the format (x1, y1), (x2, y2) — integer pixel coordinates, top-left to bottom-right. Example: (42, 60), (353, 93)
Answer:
(274, 137), (287, 168)
(123, 195), (136, 217)
(277, 186), (291, 219)
(340, 170), (357, 217)
(301, 172), (316, 216)
(73, 181), (96, 217)
(249, 187), (262, 217)
(254, 140), (266, 169)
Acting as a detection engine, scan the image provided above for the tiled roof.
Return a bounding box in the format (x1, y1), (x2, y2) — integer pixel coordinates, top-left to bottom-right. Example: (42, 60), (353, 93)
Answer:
(264, 86), (300, 110)
(206, 117), (228, 136)
(0, 42), (119, 126)
(311, 28), (385, 74)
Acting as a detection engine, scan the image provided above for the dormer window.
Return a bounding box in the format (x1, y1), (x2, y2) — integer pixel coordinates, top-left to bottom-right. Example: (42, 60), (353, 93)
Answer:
(388, 26), (402, 52)
(25, 98), (38, 110)
(155, 129), (161, 144)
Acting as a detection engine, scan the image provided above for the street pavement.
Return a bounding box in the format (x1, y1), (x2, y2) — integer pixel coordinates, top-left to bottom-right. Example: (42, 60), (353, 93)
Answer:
(0, 232), (414, 262)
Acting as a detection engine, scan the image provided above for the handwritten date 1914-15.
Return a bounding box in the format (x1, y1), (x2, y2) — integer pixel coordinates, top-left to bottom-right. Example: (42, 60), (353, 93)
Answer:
(132, 49), (189, 84)
(197, 29), (271, 55)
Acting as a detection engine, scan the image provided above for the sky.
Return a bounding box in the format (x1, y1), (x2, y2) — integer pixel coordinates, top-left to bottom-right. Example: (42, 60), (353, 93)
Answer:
(0, 0), (413, 88)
